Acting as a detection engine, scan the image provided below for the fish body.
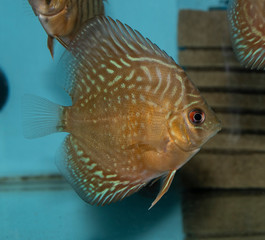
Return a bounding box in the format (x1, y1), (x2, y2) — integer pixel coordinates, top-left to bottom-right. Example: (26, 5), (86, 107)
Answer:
(24, 16), (221, 208)
(28, 0), (104, 57)
(228, 0), (265, 70)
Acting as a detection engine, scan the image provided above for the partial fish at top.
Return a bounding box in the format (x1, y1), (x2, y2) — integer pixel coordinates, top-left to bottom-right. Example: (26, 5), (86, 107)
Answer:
(228, 0), (265, 70)
(23, 16), (221, 209)
(28, 0), (105, 57)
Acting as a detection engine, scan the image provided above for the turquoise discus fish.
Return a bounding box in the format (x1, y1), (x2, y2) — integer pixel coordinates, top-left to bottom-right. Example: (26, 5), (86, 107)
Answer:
(228, 0), (265, 70)
(23, 16), (221, 209)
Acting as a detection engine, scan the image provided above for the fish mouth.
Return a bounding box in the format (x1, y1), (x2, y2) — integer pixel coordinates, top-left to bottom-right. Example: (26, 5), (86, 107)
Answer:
(216, 122), (222, 133)
(197, 121), (222, 149)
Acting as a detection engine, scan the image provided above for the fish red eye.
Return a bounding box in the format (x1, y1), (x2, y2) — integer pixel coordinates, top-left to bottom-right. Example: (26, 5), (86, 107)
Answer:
(189, 109), (205, 125)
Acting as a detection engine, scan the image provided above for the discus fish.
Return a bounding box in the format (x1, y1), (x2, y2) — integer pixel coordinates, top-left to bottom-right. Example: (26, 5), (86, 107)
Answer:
(228, 0), (265, 70)
(23, 16), (221, 209)
(28, 0), (105, 57)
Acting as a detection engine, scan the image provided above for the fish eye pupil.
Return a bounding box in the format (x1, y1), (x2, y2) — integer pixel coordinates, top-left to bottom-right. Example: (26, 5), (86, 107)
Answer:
(189, 109), (205, 125)
(194, 113), (202, 121)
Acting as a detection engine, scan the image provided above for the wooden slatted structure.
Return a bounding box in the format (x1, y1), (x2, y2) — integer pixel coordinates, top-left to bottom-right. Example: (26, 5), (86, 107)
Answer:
(178, 10), (265, 240)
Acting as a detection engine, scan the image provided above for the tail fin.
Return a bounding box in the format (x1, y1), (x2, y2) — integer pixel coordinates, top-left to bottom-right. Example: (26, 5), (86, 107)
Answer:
(22, 94), (64, 139)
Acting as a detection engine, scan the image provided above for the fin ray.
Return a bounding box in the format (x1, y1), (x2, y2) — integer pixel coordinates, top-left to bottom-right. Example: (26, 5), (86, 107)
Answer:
(149, 169), (177, 210)
(59, 16), (176, 102)
(22, 94), (64, 139)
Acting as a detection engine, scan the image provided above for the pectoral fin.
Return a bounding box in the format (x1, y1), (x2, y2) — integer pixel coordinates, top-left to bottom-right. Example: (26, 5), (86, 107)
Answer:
(126, 142), (157, 153)
(56, 37), (69, 50)
(47, 36), (69, 58)
(126, 137), (170, 154)
(47, 35), (54, 58)
(149, 169), (177, 210)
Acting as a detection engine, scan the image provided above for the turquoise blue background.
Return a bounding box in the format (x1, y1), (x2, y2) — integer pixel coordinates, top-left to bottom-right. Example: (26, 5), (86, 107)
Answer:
(0, 0), (223, 239)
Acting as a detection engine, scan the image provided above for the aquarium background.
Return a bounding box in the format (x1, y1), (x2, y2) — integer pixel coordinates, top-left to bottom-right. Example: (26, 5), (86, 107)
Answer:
(0, 0), (258, 240)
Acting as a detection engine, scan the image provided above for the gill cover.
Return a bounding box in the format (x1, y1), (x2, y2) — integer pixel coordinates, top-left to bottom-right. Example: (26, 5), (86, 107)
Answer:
(167, 111), (195, 151)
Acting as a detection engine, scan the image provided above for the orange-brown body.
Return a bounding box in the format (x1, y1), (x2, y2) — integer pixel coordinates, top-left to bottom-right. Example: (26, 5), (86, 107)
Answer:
(24, 17), (221, 208)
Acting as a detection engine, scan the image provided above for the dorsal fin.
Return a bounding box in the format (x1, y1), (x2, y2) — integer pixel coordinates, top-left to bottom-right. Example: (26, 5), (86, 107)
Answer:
(59, 16), (176, 103)
(69, 16), (174, 62)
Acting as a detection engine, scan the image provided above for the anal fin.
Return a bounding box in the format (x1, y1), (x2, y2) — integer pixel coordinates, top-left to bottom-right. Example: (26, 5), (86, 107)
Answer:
(56, 135), (147, 206)
(149, 169), (177, 210)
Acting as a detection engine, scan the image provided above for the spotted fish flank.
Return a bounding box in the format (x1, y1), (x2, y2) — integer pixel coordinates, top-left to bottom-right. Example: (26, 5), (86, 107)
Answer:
(27, 0), (104, 57)
(228, 0), (265, 70)
(57, 135), (146, 205)
(23, 16), (221, 208)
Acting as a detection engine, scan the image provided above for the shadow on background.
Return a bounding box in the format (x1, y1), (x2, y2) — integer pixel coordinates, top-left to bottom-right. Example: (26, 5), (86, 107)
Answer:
(0, 68), (9, 111)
